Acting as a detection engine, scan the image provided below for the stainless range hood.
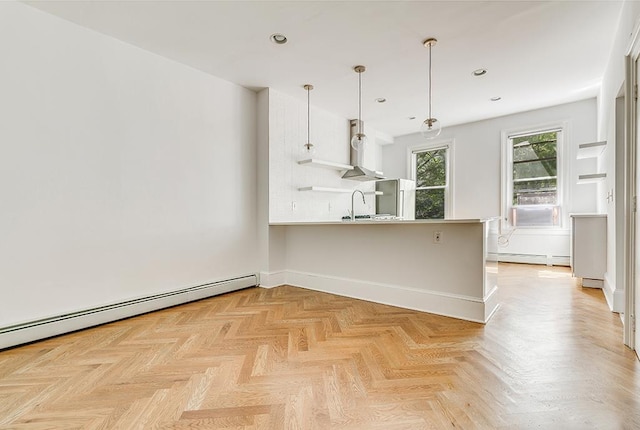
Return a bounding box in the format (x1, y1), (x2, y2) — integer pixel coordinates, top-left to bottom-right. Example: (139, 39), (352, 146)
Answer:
(342, 120), (386, 182)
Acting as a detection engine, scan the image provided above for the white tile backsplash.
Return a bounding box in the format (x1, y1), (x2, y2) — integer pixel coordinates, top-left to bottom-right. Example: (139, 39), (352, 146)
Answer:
(268, 89), (380, 222)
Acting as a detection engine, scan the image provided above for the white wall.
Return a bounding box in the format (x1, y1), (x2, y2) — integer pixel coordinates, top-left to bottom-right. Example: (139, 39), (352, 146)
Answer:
(267, 89), (382, 223)
(0, 2), (258, 327)
(597, 0), (640, 310)
(382, 99), (598, 260)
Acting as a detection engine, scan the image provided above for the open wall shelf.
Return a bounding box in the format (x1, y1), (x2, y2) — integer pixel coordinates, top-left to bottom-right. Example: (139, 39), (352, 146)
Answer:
(577, 141), (607, 159)
(298, 186), (350, 193)
(298, 159), (354, 171)
(577, 173), (606, 184)
(298, 186), (382, 195)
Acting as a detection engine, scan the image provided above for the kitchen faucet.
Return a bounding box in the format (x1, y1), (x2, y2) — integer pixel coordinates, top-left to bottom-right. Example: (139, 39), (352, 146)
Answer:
(351, 189), (366, 221)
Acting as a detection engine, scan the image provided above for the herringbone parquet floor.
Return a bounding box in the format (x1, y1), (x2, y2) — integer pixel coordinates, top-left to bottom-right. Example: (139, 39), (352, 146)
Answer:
(1, 263), (639, 429)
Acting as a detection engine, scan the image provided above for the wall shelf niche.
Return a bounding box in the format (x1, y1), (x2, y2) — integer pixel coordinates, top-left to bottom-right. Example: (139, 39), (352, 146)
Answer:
(298, 159), (354, 171)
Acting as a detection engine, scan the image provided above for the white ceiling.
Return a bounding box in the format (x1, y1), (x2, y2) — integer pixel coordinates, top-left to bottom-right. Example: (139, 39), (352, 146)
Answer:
(25, 0), (623, 138)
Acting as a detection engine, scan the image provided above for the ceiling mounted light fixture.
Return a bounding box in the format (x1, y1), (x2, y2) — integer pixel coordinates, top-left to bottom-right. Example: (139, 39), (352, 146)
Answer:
(351, 65), (368, 151)
(375, 97), (386, 103)
(303, 84), (315, 155)
(490, 96), (502, 101)
(421, 38), (441, 139)
(473, 68), (487, 77)
(270, 33), (287, 44)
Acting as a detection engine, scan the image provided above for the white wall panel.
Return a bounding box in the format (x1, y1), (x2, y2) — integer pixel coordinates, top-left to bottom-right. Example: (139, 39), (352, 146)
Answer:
(0, 2), (258, 327)
(597, 1), (640, 307)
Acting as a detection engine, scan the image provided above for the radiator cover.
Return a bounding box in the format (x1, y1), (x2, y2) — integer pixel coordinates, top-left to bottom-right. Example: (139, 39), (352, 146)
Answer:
(0, 274), (257, 350)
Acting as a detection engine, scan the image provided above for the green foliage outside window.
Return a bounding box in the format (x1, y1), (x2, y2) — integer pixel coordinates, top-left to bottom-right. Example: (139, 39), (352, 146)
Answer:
(415, 149), (446, 219)
(416, 189), (445, 219)
(512, 132), (557, 205)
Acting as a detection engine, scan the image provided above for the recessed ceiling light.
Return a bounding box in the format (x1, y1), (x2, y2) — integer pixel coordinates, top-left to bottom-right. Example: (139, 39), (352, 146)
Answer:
(490, 96), (502, 101)
(408, 116), (416, 120)
(375, 98), (387, 103)
(270, 33), (287, 44)
(472, 68), (487, 77)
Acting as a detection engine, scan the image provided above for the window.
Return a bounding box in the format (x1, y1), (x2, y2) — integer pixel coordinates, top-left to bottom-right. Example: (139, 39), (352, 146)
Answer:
(503, 127), (563, 228)
(410, 143), (452, 219)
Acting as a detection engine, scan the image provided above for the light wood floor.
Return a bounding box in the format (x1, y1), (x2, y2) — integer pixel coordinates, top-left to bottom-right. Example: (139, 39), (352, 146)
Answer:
(1, 263), (639, 429)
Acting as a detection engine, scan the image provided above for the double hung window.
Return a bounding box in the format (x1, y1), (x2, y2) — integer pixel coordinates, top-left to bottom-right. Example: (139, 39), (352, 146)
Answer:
(410, 143), (451, 219)
(504, 128), (563, 227)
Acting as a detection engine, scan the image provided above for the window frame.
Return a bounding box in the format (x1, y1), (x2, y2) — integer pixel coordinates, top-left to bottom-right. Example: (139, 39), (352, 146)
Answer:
(501, 122), (568, 230)
(408, 139), (454, 219)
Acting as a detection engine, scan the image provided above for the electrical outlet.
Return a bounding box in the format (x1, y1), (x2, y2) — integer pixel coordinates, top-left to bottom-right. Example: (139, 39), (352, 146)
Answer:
(291, 201), (297, 211)
(328, 202), (332, 212)
(433, 231), (442, 244)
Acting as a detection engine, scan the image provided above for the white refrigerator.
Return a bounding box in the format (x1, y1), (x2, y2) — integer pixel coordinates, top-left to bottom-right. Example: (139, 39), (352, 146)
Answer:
(375, 179), (416, 220)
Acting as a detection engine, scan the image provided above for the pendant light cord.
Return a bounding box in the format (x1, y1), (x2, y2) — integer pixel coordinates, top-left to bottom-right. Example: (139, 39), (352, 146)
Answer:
(307, 86), (310, 144)
(358, 70), (362, 135)
(428, 42), (432, 120)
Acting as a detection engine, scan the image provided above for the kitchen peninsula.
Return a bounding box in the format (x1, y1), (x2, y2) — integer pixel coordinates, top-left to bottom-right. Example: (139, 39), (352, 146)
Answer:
(260, 218), (499, 323)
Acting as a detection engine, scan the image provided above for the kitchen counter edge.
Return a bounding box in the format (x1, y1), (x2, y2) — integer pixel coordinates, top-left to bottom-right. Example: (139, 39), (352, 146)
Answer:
(270, 217), (499, 226)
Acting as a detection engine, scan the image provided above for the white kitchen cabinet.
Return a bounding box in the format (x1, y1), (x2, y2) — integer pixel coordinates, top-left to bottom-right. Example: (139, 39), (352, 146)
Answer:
(570, 214), (607, 288)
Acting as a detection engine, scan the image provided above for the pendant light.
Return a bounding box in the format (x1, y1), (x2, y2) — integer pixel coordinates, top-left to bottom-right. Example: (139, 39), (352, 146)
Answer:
(421, 38), (442, 139)
(351, 65), (368, 151)
(303, 84), (316, 155)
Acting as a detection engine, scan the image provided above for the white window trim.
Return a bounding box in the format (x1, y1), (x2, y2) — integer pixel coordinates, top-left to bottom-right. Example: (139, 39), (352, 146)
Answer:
(407, 139), (455, 219)
(500, 121), (570, 230)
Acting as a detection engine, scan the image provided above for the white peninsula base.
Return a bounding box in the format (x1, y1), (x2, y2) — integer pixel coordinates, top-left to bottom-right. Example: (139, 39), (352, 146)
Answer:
(261, 219), (499, 323)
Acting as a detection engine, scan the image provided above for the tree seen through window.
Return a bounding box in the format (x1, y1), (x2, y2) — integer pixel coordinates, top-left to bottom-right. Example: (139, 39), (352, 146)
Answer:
(512, 131), (557, 205)
(415, 148), (446, 219)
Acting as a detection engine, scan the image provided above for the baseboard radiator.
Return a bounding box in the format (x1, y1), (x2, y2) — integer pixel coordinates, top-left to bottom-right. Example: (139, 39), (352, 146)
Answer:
(0, 274), (257, 350)
(498, 253), (570, 266)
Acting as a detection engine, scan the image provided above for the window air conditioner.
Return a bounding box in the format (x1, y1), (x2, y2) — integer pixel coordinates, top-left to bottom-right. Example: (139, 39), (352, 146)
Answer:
(511, 205), (560, 227)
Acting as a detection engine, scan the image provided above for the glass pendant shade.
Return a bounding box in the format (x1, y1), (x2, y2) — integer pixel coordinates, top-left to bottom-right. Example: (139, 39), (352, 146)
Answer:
(351, 132), (368, 151)
(420, 117), (441, 139)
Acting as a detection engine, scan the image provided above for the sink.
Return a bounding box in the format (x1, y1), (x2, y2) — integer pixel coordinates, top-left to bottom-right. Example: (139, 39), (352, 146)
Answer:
(341, 214), (399, 221)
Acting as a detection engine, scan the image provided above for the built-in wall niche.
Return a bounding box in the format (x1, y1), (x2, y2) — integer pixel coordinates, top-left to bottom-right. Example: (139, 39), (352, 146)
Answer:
(576, 140), (607, 184)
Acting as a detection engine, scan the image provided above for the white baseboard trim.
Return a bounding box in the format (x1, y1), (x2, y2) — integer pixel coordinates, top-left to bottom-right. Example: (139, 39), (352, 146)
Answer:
(483, 286), (500, 322)
(0, 274), (258, 350)
(260, 270), (496, 324)
(581, 278), (604, 288)
(259, 271), (287, 288)
(603, 272), (624, 313)
(498, 253), (570, 266)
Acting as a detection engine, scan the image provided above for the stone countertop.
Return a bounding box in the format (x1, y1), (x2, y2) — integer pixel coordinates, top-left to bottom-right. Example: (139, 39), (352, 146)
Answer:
(270, 217), (499, 226)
